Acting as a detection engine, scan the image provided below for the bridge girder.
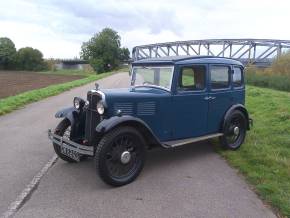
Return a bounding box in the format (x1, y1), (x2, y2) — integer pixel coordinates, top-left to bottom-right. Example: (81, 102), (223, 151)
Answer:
(132, 39), (290, 66)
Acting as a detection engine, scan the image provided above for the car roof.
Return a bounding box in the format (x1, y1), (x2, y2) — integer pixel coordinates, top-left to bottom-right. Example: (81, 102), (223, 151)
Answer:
(132, 55), (243, 66)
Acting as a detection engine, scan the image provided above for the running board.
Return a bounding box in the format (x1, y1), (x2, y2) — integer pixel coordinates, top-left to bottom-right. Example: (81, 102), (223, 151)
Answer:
(162, 133), (223, 148)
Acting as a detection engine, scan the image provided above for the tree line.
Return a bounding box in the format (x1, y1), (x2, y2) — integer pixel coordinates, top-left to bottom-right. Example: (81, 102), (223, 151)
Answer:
(0, 38), (47, 71)
(0, 28), (130, 73)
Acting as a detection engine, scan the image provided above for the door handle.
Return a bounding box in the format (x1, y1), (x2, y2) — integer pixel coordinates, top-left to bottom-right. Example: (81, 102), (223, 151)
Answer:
(204, 96), (216, 100)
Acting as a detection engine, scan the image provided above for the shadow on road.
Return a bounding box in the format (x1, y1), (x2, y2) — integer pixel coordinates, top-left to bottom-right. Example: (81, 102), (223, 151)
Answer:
(54, 140), (216, 189)
(145, 141), (215, 172)
(16, 140), (276, 218)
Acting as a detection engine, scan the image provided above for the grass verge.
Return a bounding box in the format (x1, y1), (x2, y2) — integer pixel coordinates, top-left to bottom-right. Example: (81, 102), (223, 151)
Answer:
(216, 85), (290, 217)
(0, 72), (114, 116)
(246, 70), (290, 92)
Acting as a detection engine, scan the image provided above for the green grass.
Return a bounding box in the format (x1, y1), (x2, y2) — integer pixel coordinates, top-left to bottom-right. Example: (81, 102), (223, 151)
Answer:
(216, 85), (290, 217)
(0, 72), (113, 115)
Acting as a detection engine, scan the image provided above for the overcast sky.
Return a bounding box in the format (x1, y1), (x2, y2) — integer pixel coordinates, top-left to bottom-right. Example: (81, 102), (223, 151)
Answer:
(1, 0), (290, 58)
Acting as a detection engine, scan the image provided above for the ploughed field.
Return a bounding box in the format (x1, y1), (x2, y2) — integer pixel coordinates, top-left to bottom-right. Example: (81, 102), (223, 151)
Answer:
(0, 71), (83, 99)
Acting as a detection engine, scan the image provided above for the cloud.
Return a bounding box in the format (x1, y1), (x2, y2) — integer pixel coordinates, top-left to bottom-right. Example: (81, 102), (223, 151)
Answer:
(0, 0), (290, 58)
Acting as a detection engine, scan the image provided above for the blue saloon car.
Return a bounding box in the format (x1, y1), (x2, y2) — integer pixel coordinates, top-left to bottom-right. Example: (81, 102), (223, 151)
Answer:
(48, 56), (252, 186)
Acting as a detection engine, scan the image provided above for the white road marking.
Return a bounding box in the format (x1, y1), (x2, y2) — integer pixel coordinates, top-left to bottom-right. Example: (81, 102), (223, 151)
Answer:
(1, 155), (58, 218)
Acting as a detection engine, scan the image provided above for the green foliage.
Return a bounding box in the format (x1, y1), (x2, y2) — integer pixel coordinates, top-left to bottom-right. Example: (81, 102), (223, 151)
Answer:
(45, 59), (57, 71)
(0, 37), (48, 71)
(90, 58), (105, 73)
(0, 37), (17, 69)
(119, 47), (130, 62)
(81, 28), (129, 73)
(271, 51), (290, 76)
(16, 47), (47, 71)
(217, 86), (290, 217)
(245, 52), (290, 91)
(246, 72), (290, 92)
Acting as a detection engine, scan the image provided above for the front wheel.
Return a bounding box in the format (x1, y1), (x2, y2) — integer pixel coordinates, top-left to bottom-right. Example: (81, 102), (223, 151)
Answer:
(220, 110), (247, 150)
(53, 119), (77, 163)
(95, 126), (146, 186)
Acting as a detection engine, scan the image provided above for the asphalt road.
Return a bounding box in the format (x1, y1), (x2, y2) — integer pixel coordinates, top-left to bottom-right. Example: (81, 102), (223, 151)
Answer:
(0, 72), (276, 218)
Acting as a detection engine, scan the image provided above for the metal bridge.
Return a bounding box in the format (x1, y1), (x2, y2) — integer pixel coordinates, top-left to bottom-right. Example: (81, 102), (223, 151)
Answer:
(132, 39), (290, 66)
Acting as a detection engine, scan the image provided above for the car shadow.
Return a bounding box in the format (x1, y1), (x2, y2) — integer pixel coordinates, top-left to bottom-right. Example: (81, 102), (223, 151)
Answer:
(54, 140), (218, 189)
(144, 140), (216, 172)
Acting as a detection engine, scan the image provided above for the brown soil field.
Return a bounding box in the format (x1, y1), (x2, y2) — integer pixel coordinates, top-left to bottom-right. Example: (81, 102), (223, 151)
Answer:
(0, 71), (83, 99)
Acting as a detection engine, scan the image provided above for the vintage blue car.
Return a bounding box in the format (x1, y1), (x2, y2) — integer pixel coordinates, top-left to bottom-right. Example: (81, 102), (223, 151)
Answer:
(48, 56), (252, 186)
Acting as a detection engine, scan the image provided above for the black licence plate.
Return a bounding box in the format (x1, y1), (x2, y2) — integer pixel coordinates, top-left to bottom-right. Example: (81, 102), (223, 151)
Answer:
(60, 145), (80, 161)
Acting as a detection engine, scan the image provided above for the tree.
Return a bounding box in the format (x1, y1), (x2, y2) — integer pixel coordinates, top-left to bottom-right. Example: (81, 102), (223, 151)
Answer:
(119, 47), (130, 62)
(0, 37), (17, 69)
(81, 28), (130, 73)
(16, 47), (47, 71)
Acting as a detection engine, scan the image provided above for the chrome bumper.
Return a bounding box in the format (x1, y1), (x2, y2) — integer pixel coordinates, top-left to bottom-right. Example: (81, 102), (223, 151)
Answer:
(48, 129), (94, 156)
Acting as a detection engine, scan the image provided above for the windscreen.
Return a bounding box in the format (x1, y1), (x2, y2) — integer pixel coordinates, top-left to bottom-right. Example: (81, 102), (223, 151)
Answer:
(131, 66), (174, 91)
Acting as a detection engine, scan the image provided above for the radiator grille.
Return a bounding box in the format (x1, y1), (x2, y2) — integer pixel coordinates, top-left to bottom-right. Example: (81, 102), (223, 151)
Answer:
(137, 101), (156, 116)
(85, 91), (101, 144)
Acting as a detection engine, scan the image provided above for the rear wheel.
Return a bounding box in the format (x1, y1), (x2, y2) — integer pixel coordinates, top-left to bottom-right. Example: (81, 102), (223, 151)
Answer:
(53, 119), (77, 163)
(95, 126), (146, 186)
(220, 110), (247, 150)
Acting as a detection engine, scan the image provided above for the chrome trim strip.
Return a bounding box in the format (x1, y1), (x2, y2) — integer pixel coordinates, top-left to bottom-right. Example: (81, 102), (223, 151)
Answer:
(163, 133), (223, 147)
(90, 89), (107, 107)
(96, 90), (106, 105)
(134, 85), (171, 92)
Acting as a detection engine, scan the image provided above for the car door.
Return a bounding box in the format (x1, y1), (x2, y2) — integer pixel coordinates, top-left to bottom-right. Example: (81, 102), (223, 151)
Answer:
(171, 64), (208, 140)
(207, 64), (233, 134)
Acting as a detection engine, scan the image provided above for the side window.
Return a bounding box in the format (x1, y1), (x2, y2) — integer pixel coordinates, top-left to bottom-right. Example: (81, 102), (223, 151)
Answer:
(210, 66), (230, 89)
(233, 67), (243, 87)
(178, 65), (206, 91)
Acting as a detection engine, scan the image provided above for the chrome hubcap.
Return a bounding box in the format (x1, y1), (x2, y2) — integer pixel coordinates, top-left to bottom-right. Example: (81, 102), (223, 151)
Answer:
(233, 126), (240, 136)
(120, 151), (131, 164)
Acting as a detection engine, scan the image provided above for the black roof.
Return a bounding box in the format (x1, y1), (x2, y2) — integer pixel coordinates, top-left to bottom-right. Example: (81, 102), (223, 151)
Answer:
(133, 56), (243, 66)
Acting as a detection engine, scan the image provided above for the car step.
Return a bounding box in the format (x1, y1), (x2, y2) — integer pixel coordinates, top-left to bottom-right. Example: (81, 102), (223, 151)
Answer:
(163, 133), (223, 148)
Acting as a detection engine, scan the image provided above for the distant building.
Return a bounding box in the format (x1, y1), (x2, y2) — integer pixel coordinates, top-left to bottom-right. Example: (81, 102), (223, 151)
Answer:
(55, 59), (89, 70)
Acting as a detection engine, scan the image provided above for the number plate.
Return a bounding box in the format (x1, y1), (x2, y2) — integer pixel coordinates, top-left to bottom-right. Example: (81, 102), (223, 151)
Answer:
(60, 145), (80, 161)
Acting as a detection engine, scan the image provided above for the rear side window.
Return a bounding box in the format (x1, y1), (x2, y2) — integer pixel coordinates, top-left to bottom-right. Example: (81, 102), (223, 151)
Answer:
(233, 67), (243, 87)
(210, 66), (230, 89)
(178, 65), (206, 91)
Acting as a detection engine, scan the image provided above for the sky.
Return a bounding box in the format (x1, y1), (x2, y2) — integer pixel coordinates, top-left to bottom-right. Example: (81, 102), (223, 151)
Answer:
(1, 0), (290, 59)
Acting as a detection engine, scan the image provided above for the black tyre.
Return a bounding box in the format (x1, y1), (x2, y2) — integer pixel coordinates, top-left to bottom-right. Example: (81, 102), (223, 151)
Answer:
(95, 126), (146, 186)
(220, 110), (247, 150)
(53, 119), (77, 163)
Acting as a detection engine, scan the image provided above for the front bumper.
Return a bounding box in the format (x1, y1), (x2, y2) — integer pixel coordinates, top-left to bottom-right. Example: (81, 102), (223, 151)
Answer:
(48, 129), (94, 157)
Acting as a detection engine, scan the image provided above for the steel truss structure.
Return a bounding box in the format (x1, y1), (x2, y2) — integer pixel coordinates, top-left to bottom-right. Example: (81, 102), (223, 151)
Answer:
(132, 39), (290, 66)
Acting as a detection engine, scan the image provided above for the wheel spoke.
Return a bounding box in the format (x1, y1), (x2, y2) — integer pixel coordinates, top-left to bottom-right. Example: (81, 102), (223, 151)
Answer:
(105, 134), (141, 179)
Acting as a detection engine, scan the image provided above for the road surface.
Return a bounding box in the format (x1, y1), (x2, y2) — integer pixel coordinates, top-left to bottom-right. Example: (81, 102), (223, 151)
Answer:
(0, 72), (276, 218)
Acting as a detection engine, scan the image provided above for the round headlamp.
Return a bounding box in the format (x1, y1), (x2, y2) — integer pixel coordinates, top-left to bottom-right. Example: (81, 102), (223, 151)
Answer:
(73, 97), (85, 110)
(97, 101), (105, 114)
(74, 99), (80, 109)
